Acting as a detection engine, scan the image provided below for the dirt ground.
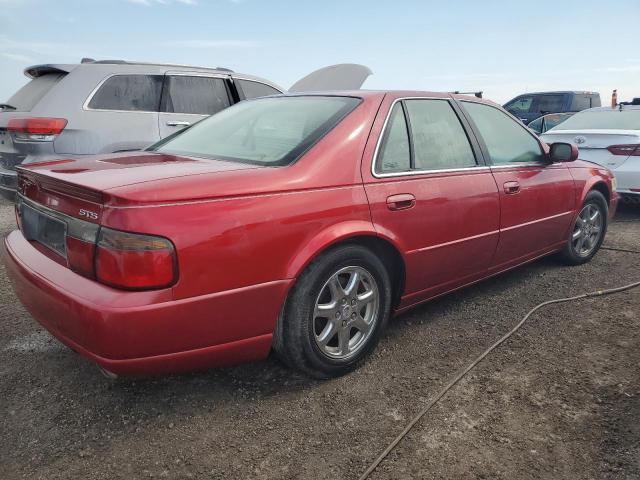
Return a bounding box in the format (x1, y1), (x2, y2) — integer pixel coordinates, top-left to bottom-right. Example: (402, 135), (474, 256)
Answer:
(1, 197), (638, 480)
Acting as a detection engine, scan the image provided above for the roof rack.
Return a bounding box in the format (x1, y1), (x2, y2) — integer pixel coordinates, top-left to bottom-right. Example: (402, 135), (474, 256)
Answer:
(85, 59), (234, 72)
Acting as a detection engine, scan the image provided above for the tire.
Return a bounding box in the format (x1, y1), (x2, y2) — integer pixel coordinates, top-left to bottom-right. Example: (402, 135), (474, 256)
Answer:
(273, 245), (392, 378)
(559, 190), (608, 265)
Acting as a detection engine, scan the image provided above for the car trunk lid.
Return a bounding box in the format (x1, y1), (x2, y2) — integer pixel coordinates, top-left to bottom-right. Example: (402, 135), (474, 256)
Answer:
(541, 129), (640, 169)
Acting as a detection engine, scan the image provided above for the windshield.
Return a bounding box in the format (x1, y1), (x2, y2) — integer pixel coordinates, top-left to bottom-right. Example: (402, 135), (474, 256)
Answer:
(151, 96), (361, 166)
(551, 109), (640, 131)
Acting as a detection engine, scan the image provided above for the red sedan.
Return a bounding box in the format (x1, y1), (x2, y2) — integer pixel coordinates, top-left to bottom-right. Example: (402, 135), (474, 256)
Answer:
(3, 91), (617, 378)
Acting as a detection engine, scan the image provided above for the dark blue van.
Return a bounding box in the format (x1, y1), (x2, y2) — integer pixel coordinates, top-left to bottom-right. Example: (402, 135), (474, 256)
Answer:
(503, 91), (601, 125)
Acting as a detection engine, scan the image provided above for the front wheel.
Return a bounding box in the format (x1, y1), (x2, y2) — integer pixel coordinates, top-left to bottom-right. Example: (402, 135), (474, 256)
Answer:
(273, 245), (392, 378)
(560, 190), (608, 265)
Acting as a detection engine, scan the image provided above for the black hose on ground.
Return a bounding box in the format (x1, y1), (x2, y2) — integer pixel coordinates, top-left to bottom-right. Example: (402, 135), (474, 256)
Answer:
(358, 277), (640, 480)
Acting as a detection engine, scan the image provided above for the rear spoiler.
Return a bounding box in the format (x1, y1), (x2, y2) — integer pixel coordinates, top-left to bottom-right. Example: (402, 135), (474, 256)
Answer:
(24, 64), (77, 79)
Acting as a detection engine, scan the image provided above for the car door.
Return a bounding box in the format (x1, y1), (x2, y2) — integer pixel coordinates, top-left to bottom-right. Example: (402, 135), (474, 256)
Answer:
(158, 72), (234, 139)
(362, 94), (500, 309)
(459, 100), (576, 273)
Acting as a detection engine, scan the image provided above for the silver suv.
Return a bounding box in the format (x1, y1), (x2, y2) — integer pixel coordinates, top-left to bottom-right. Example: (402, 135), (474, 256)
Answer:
(0, 60), (285, 200)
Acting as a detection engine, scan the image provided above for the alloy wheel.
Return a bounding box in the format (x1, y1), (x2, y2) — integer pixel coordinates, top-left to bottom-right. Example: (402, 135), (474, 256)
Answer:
(572, 203), (604, 257)
(313, 266), (380, 360)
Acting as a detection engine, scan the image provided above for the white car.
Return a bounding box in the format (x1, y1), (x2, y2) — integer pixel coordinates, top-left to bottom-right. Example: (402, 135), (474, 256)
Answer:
(541, 104), (640, 201)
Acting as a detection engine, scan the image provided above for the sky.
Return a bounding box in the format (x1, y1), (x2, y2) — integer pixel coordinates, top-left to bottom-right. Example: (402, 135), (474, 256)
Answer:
(1, 0), (639, 105)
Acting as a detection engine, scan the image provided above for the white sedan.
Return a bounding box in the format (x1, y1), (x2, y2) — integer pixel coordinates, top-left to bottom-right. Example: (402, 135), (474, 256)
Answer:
(541, 104), (640, 201)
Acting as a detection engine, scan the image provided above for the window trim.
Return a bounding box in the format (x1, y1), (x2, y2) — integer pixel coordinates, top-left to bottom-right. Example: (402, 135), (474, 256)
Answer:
(372, 97), (484, 178)
(83, 73), (165, 114)
(458, 99), (548, 168)
(159, 72), (233, 116)
(233, 77), (285, 101)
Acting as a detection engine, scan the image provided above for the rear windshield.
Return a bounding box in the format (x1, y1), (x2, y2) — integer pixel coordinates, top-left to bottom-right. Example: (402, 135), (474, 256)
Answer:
(150, 96), (361, 166)
(4, 73), (66, 111)
(551, 109), (640, 131)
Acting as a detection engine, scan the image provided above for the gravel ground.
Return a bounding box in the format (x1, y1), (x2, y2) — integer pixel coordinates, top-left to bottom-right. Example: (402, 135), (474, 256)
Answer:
(0, 197), (638, 480)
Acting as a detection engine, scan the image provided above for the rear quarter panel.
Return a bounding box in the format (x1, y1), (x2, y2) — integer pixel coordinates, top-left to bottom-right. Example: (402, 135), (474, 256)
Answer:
(101, 94), (385, 300)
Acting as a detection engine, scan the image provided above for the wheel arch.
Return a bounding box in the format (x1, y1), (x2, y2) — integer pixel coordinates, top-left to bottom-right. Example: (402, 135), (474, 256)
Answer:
(285, 223), (407, 309)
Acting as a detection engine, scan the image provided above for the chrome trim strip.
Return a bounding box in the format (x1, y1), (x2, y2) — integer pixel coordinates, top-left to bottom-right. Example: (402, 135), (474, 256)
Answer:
(500, 210), (574, 232)
(83, 72), (231, 113)
(406, 229), (500, 255)
(371, 96), (485, 179)
(17, 194), (100, 242)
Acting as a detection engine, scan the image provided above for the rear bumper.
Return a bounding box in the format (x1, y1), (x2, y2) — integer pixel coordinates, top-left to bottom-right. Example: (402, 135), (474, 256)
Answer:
(3, 230), (291, 375)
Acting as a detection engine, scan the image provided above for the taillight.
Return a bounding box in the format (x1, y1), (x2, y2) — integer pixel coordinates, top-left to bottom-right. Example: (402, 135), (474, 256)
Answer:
(607, 144), (640, 156)
(8, 117), (67, 142)
(95, 228), (177, 290)
(66, 236), (96, 279)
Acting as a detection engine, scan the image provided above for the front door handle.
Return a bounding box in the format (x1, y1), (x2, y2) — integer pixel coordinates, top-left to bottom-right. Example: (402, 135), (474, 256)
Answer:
(386, 193), (416, 211)
(166, 121), (191, 127)
(504, 181), (521, 194)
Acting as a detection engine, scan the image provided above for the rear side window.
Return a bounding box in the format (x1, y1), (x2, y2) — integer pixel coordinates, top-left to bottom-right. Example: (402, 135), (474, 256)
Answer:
(463, 102), (544, 165)
(570, 95), (591, 111)
(376, 103), (411, 173)
(162, 76), (231, 115)
(237, 79), (281, 99)
(88, 75), (163, 112)
(535, 94), (565, 113)
(5, 73), (66, 111)
(404, 99), (476, 170)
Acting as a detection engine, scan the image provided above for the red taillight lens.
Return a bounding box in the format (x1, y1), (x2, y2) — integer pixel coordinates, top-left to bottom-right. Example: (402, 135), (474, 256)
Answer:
(8, 117), (67, 140)
(607, 144), (640, 156)
(95, 228), (177, 290)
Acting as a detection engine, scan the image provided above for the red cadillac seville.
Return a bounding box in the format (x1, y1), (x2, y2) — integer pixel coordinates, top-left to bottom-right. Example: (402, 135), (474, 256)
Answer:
(3, 91), (617, 378)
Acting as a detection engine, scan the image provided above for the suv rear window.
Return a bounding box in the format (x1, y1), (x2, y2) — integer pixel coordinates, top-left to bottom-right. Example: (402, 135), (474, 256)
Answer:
(151, 96), (361, 166)
(5, 73), (66, 111)
(88, 75), (163, 112)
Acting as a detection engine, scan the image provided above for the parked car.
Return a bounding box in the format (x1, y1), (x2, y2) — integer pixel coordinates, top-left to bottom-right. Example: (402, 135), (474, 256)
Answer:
(541, 104), (640, 201)
(3, 91), (617, 378)
(0, 60), (371, 200)
(504, 91), (600, 125)
(528, 112), (574, 135)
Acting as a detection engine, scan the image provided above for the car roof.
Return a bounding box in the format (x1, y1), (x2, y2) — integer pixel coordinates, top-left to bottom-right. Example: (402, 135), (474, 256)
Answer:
(514, 91), (598, 96)
(24, 60), (285, 92)
(581, 105), (640, 112)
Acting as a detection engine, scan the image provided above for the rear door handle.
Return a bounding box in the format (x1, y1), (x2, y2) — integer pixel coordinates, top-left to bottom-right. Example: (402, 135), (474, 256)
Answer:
(166, 121), (191, 127)
(503, 181), (521, 194)
(386, 193), (416, 211)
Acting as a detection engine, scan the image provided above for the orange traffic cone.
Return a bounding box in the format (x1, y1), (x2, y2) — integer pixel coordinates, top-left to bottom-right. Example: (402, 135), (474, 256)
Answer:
(611, 89), (618, 108)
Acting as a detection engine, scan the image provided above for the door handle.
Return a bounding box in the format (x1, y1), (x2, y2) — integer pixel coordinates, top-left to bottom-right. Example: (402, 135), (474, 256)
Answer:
(503, 181), (521, 194)
(166, 121), (191, 127)
(386, 193), (416, 211)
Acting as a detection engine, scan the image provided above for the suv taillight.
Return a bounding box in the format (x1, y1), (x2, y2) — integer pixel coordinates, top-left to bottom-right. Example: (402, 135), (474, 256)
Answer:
(607, 144), (640, 156)
(8, 117), (67, 141)
(95, 228), (177, 290)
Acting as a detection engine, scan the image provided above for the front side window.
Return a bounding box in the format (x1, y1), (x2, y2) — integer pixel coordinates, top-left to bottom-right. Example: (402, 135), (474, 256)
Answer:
(463, 101), (544, 165)
(162, 76), (231, 115)
(505, 96), (533, 113)
(88, 75), (163, 111)
(151, 96), (361, 166)
(237, 79), (281, 99)
(405, 99), (476, 170)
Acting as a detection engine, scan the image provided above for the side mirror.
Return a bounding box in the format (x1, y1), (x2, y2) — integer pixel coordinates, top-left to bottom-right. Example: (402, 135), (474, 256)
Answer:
(549, 142), (578, 162)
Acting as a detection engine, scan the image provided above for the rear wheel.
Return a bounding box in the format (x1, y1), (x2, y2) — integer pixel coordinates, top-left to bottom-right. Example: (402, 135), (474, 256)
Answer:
(273, 245), (392, 378)
(560, 190), (608, 265)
